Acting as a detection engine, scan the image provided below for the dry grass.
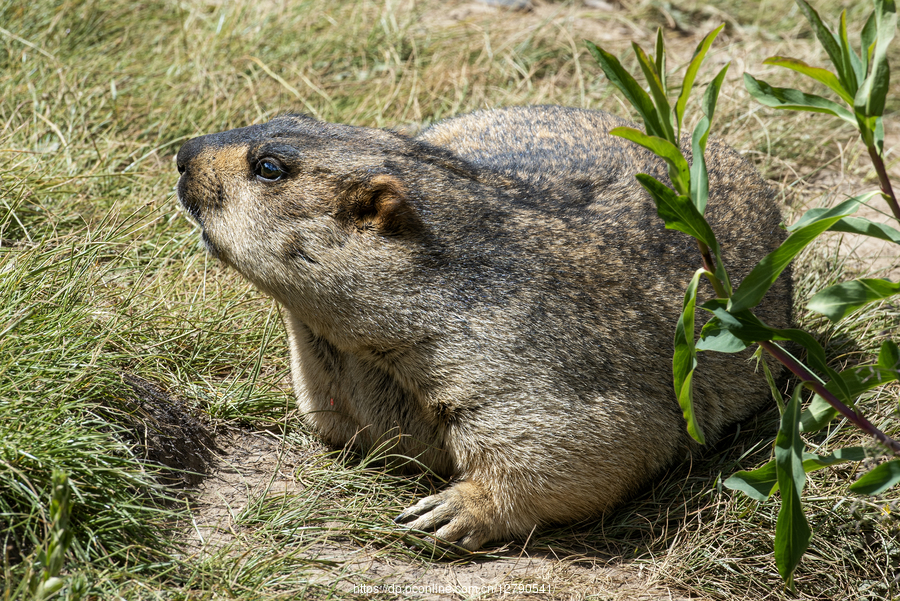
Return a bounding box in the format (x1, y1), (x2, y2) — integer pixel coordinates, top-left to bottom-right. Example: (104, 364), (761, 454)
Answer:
(2, 0), (899, 598)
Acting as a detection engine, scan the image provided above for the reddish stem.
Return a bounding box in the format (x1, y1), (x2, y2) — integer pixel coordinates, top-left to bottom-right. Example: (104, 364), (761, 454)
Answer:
(759, 340), (900, 456)
(867, 144), (900, 225)
(696, 241), (727, 298)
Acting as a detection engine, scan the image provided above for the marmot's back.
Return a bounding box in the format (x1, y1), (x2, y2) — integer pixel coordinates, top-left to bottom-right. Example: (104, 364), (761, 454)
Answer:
(420, 104), (790, 332)
(176, 105), (792, 551)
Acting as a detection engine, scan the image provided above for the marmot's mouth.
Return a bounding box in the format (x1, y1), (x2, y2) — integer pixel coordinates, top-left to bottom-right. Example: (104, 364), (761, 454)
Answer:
(176, 175), (204, 225)
(175, 177), (220, 260)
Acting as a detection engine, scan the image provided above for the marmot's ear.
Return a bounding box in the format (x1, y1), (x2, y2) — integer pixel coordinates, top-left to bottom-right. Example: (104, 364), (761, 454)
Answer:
(338, 173), (422, 236)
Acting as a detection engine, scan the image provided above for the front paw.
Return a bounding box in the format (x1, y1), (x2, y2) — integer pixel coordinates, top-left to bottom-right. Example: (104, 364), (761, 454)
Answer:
(394, 481), (496, 550)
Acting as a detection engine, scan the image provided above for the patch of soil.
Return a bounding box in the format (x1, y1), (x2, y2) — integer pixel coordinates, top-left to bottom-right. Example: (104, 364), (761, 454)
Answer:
(182, 428), (702, 600)
(185, 428), (316, 549)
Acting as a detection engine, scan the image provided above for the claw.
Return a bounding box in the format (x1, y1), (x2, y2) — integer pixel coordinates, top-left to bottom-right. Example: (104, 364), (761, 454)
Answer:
(394, 494), (442, 524)
(392, 483), (495, 550)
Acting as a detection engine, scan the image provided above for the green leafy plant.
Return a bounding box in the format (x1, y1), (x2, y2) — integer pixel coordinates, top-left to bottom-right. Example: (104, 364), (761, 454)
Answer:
(588, 0), (900, 589)
(25, 470), (81, 601)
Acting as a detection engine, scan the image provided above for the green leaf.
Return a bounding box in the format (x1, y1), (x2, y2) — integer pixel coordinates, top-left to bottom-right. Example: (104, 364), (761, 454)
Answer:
(850, 459), (900, 495)
(805, 446), (869, 469)
(795, 0), (853, 92)
(701, 64), (729, 123)
(674, 24), (724, 139)
(855, 0), (897, 120)
(875, 115), (886, 156)
(33, 578), (65, 600)
(725, 447), (868, 502)
(786, 194), (867, 231)
(701, 301), (845, 397)
(839, 11), (862, 94)
(861, 10), (878, 70)
(690, 116), (711, 213)
(690, 64), (729, 215)
(725, 461), (778, 501)
(761, 349), (785, 413)
(762, 56), (854, 105)
(701, 301), (773, 341)
(829, 215), (900, 244)
(730, 212), (853, 313)
(879, 339), (900, 370)
(654, 27), (667, 98)
(587, 41), (666, 138)
(697, 316), (749, 352)
(807, 278), (900, 322)
(675, 268), (707, 445)
(611, 127), (690, 195)
(773, 386), (811, 586)
(633, 44), (676, 143)
(800, 394), (838, 432)
(635, 174), (719, 248)
(744, 74), (857, 125)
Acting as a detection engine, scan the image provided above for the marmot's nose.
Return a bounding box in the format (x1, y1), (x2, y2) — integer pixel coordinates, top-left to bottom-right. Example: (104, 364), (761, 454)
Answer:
(176, 136), (205, 175)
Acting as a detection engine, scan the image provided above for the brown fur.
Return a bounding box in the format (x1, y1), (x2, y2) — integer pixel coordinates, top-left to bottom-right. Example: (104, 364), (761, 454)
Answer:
(175, 105), (792, 550)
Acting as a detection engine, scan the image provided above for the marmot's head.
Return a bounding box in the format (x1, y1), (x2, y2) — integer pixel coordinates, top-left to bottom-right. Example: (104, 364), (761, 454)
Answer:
(176, 114), (430, 293)
(175, 114), (485, 345)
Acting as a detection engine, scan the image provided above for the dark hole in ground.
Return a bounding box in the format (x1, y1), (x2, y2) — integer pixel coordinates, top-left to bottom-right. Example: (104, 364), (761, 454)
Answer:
(118, 373), (219, 488)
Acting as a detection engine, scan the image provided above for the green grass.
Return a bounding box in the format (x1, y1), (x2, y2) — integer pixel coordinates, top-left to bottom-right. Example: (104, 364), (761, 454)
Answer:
(2, 0), (899, 598)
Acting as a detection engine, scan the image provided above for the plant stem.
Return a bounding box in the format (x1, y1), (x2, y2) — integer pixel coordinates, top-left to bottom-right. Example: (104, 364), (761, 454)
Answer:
(759, 340), (900, 456)
(696, 240), (728, 297)
(867, 144), (900, 225)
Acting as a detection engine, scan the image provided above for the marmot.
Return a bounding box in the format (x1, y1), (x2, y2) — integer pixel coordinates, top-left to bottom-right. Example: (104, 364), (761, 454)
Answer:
(175, 105), (791, 550)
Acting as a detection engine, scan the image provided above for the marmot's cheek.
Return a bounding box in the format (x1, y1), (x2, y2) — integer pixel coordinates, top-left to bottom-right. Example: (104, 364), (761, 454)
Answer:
(198, 230), (220, 259)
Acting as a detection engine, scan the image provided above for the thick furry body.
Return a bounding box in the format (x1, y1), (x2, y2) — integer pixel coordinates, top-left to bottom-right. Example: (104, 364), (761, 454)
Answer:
(175, 105), (791, 550)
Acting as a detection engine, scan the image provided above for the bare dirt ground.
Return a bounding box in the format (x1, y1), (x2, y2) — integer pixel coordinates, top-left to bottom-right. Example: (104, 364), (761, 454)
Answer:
(187, 429), (701, 600)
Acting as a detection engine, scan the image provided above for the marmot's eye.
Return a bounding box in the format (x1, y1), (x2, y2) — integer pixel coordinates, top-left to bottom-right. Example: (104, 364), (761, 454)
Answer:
(255, 159), (284, 181)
